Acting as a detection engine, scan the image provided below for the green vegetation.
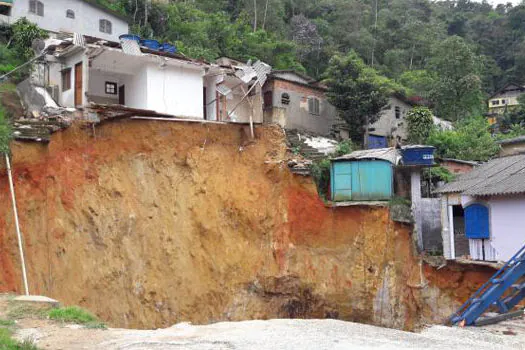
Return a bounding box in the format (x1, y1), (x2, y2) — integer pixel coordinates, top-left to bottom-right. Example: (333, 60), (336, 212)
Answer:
(0, 328), (37, 350)
(0, 106), (11, 155)
(311, 158), (331, 198)
(406, 107), (435, 144)
(48, 306), (106, 329)
(428, 166), (455, 184)
(0, 319), (15, 327)
(427, 116), (499, 161)
(324, 51), (402, 144)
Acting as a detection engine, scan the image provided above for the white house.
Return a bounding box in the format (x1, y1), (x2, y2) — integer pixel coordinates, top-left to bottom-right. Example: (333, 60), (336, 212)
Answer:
(34, 35), (268, 124)
(436, 154), (525, 262)
(0, 0), (129, 42)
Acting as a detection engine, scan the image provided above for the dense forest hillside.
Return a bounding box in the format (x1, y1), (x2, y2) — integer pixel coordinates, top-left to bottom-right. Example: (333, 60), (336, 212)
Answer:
(101, 0), (525, 96)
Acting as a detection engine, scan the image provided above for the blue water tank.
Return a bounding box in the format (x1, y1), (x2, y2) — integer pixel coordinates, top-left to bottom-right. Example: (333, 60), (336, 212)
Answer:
(119, 34), (141, 42)
(160, 43), (177, 54)
(140, 39), (160, 50)
(401, 146), (435, 166)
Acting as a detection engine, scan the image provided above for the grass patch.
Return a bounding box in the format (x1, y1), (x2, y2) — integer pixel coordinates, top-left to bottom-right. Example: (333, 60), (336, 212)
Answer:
(6, 303), (49, 320)
(0, 319), (15, 327)
(48, 307), (106, 329)
(0, 328), (37, 350)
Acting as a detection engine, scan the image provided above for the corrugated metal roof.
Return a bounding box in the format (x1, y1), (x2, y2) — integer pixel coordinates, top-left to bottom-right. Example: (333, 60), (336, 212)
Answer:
(332, 148), (401, 165)
(436, 154), (525, 196)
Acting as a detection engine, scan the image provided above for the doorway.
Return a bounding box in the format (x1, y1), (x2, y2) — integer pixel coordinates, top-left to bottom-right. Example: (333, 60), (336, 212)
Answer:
(74, 62), (83, 106)
(119, 85), (125, 105)
(451, 205), (469, 258)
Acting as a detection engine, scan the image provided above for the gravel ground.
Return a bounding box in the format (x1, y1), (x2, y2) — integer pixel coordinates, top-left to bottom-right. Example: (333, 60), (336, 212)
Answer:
(15, 318), (525, 350)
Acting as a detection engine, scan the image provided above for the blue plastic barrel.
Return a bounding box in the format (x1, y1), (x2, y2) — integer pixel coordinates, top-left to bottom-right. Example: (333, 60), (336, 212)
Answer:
(140, 39), (160, 50)
(160, 43), (177, 54)
(119, 34), (141, 42)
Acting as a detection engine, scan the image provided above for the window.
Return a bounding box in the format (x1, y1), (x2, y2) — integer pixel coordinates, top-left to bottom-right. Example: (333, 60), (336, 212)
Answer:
(308, 97), (320, 115)
(464, 203), (490, 239)
(29, 0), (44, 16)
(263, 91), (273, 108)
(66, 9), (75, 19)
(492, 100), (500, 106)
(395, 106), (401, 119)
(502, 99), (507, 105)
(105, 82), (117, 95)
(61, 69), (71, 91)
(281, 92), (290, 105)
(99, 19), (112, 34)
(0, 5), (11, 16)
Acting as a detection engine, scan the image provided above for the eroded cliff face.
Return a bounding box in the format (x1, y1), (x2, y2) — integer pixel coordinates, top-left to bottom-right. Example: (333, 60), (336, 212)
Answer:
(0, 120), (494, 330)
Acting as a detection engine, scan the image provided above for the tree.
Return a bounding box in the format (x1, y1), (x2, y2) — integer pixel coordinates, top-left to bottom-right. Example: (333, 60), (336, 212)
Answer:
(10, 18), (47, 62)
(406, 107), (435, 144)
(426, 115), (499, 161)
(324, 51), (401, 145)
(428, 36), (483, 121)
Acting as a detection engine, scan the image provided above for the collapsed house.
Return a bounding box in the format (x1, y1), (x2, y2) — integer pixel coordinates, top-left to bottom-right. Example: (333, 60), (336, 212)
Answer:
(17, 34), (270, 140)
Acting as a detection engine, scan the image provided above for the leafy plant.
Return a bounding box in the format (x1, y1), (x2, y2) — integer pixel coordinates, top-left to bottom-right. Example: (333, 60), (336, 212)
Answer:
(427, 115), (499, 161)
(334, 140), (354, 156)
(310, 158), (331, 198)
(428, 166), (455, 183)
(406, 107), (435, 144)
(0, 106), (11, 155)
(48, 306), (106, 329)
(10, 18), (47, 62)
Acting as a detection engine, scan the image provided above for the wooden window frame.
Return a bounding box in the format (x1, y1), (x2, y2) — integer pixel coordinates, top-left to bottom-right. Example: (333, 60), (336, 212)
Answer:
(61, 68), (72, 92)
(308, 97), (320, 116)
(105, 82), (117, 95)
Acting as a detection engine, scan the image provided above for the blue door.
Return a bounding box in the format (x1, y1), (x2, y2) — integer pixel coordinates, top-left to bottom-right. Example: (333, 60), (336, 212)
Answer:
(352, 160), (393, 201)
(368, 135), (387, 149)
(331, 162), (352, 201)
(465, 204), (490, 239)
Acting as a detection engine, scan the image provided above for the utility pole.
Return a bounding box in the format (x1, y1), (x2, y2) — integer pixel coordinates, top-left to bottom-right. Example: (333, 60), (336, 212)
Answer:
(5, 154), (29, 296)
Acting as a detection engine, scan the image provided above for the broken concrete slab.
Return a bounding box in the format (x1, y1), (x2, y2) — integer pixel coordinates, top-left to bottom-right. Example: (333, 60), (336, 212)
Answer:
(13, 295), (60, 308)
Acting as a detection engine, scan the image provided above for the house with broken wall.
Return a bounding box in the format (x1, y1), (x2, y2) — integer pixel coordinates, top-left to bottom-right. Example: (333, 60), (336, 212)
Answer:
(17, 34), (269, 132)
(437, 154), (525, 262)
(262, 70), (342, 139)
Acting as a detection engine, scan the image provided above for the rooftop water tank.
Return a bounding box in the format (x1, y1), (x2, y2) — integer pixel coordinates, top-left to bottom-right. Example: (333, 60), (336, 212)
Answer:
(140, 39), (160, 50)
(160, 43), (177, 54)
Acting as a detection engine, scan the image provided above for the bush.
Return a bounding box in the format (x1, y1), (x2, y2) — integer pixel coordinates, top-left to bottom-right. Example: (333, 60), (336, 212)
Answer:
(0, 106), (11, 155)
(406, 107), (435, 144)
(334, 140), (354, 156)
(311, 158), (331, 198)
(48, 306), (105, 329)
(10, 18), (47, 62)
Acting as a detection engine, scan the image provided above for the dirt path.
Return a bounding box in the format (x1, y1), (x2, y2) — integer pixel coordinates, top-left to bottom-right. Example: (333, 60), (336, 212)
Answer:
(10, 318), (525, 350)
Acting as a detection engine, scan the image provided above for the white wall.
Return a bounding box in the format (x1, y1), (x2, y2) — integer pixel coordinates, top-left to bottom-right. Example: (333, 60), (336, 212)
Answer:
(7, 0), (128, 41)
(204, 75), (220, 121)
(120, 66), (147, 109)
(88, 69), (121, 103)
(370, 97), (412, 140)
(486, 197), (525, 261)
(146, 63), (204, 119)
(59, 48), (87, 107)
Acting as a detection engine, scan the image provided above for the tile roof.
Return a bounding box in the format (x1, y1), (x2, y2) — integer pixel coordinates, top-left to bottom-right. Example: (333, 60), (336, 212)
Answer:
(436, 154), (525, 196)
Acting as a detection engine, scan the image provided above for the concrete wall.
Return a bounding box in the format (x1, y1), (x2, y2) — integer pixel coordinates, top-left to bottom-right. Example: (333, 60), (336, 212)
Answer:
(421, 198), (443, 253)
(5, 0), (128, 41)
(146, 63), (204, 118)
(204, 75), (220, 121)
(88, 69), (122, 105)
(59, 48), (88, 107)
(369, 97), (412, 141)
(120, 66), (147, 109)
(500, 141), (525, 157)
(440, 160), (475, 175)
(485, 196), (525, 261)
(263, 79), (338, 136)
(440, 193), (461, 259)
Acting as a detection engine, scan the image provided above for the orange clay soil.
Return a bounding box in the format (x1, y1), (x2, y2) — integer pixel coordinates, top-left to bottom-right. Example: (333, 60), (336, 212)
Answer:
(0, 120), (495, 330)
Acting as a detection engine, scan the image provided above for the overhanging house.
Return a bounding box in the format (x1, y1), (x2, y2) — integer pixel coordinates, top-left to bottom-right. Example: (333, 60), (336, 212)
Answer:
(437, 154), (525, 262)
(27, 35), (267, 125)
(0, 0), (129, 42)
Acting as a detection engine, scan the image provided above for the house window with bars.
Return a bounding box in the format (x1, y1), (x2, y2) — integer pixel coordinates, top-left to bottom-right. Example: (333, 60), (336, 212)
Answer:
(29, 0), (44, 16)
(66, 9), (75, 19)
(61, 69), (71, 91)
(308, 97), (320, 115)
(99, 19), (112, 34)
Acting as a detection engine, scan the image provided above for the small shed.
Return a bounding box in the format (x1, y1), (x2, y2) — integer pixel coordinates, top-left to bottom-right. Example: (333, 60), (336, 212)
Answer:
(330, 148), (401, 202)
